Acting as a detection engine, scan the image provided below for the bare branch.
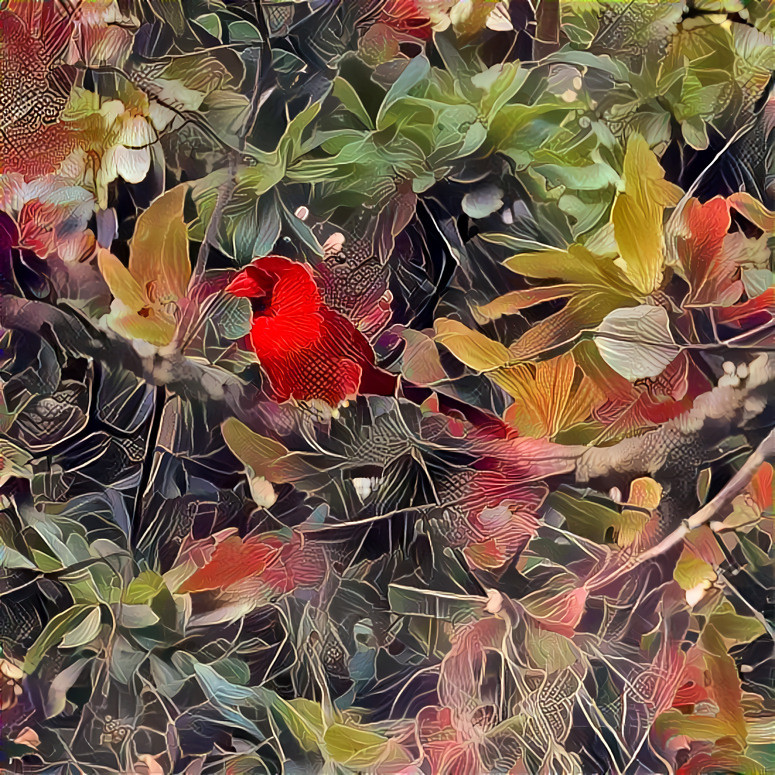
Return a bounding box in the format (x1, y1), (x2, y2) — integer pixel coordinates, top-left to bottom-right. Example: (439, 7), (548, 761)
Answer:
(574, 353), (775, 485)
(0, 294), (284, 433)
(636, 427), (775, 562)
(4, 294), (775, 534)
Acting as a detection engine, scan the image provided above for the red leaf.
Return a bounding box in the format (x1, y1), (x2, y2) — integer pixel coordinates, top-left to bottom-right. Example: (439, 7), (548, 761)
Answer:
(382, 0), (433, 39)
(180, 536), (281, 593)
(717, 287), (775, 327)
(678, 197), (742, 307)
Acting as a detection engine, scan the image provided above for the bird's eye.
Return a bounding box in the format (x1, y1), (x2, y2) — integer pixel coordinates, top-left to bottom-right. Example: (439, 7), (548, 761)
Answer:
(250, 296), (270, 314)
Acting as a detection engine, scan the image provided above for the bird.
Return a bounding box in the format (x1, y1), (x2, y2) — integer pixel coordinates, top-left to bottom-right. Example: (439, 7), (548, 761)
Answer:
(225, 255), (397, 406)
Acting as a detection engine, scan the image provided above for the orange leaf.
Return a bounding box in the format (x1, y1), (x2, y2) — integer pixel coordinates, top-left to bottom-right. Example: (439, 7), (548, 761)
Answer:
(509, 292), (625, 359)
(475, 284), (582, 322)
(497, 352), (603, 439)
(180, 536), (281, 593)
(678, 197), (742, 307)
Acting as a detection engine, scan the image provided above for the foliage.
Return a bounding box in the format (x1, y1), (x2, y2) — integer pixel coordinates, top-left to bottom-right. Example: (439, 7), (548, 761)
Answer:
(0, 0), (774, 773)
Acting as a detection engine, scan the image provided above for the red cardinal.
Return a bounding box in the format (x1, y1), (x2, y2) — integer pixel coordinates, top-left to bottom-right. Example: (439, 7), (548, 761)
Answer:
(225, 255), (397, 406)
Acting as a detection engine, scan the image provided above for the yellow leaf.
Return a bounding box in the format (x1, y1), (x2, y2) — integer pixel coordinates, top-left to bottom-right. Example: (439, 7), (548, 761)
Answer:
(450, 0), (501, 37)
(674, 547), (716, 591)
(700, 623), (748, 746)
(504, 244), (627, 288)
(627, 477), (662, 510)
(98, 249), (146, 312)
(616, 477), (662, 548)
(323, 722), (393, 767)
(107, 301), (177, 347)
(475, 284), (582, 322)
(221, 417), (290, 481)
(275, 697), (325, 750)
(496, 352), (603, 439)
(434, 318), (511, 371)
(0, 438), (33, 485)
(129, 185), (191, 300)
(728, 191), (775, 233)
(612, 134), (683, 296)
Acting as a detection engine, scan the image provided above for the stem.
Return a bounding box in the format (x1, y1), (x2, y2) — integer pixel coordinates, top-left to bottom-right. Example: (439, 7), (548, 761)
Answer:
(636, 428), (775, 563)
(589, 428), (775, 590)
(129, 384), (167, 541)
(533, 0), (560, 59)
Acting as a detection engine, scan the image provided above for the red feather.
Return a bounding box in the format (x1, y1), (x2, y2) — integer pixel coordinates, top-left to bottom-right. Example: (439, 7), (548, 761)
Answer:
(226, 256), (397, 405)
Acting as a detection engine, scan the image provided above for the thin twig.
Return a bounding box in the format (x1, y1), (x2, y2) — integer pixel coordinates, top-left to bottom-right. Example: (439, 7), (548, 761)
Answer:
(636, 428), (775, 563)
(589, 427), (775, 590)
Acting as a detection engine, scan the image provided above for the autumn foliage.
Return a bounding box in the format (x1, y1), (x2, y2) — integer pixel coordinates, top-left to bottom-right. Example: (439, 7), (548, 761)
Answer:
(0, 1), (774, 774)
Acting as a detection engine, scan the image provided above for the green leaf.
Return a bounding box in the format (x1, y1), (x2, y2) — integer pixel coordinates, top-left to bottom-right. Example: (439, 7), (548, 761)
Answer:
(388, 584), (488, 622)
(710, 601), (765, 645)
(377, 55), (432, 128)
(213, 657), (251, 686)
(491, 104), (568, 160)
(109, 633), (146, 684)
(533, 162), (620, 191)
(193, 659), (264, 739)
(681, 115), (710, 150)
(24, 604), (94, 673)
(548, 491), (621, 543)
(229, 192), (282, 262)
(195, 13), (221, 37)
(221, 417), (289, 480)
(119, 604), (160, 629)
(0, 438), (32, 482)
(148, 0), (187, 34)
(278, 102), (323, 164)
(333, 76), (374, 129)
(270, 696), (325, 750)
(470, 62), (527, 122)
(236, 164), (284, 200)
(60, 606), (102, 648)
(215, 295), (252, 340)
(228, 19), (262, 43)
(560, 2), (600, 47)
(323, 723), (390, 767)
(0, 541), (36, 570)
(479, 232), (560, 253)
(45, 657), (92, 718)
(124, 570), (167, 605)
(542, 50), (631, 82)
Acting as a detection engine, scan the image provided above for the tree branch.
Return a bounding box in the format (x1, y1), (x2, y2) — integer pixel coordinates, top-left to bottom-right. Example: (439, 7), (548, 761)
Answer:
(4, 293), (775, 530)
(636, 427), (775, 562)
(0, 294), (283, 433)
(585, 427), (775, 592)
(574, 352), (775, 486)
